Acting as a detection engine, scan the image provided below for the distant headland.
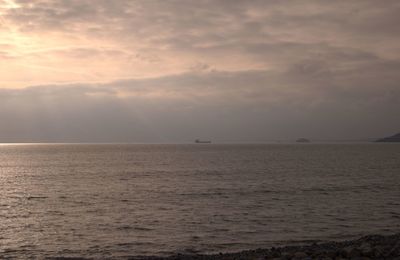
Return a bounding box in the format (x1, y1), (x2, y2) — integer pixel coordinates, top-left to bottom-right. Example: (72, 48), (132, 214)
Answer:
(296, 138), (311, 143)
(376, 132), (400, 142)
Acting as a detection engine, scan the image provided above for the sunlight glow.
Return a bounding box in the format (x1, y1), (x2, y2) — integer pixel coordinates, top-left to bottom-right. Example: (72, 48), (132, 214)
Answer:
(1, 0), (20, 10)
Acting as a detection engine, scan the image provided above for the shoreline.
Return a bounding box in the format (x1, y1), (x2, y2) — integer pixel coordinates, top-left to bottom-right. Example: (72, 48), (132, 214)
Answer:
(126, 233), (400, 260)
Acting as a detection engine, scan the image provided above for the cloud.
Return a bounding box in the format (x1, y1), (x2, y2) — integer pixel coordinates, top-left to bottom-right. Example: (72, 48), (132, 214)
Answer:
(1, 59), (399, 142)
(0, 1), (399, 141)
(3, 1), (400, 76)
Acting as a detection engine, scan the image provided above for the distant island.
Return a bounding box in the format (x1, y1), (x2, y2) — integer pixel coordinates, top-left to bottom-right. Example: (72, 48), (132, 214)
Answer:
(296, 138), (311, 143)
(376, 132), (400, 142)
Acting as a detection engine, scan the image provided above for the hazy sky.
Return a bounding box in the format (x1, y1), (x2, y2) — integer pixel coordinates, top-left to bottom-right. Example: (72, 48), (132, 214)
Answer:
(0, 0), (399, 142)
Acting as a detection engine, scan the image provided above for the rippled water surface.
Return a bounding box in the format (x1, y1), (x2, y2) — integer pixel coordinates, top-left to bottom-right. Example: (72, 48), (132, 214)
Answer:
(1, 144), (400, 258)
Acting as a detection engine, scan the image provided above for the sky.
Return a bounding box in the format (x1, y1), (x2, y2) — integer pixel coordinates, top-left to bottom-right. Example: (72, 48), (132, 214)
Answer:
(0, 0), (399, 142)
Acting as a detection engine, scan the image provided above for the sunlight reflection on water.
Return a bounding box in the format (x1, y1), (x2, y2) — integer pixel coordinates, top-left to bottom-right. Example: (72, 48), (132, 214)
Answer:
(0, 144), (399, 258)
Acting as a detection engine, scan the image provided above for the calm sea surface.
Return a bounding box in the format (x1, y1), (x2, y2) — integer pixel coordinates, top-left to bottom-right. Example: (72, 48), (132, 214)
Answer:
(1, 144), (399, 258)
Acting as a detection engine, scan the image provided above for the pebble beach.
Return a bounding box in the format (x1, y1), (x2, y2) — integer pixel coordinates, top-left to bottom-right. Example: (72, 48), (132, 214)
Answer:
(131, 233), (400, 260)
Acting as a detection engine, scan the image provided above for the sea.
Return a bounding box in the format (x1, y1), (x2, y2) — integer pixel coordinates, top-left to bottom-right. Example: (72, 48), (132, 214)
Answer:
(1, 143), (399, 258)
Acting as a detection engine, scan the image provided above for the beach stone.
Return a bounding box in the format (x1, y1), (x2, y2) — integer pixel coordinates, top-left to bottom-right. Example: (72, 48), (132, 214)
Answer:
(358, 242), (373, 256)
(323, 249), (337, 258)
(373, 245), (384, 257)
(270, 249), (281, 258)
(388, 241), (400, 257)
(342, 246), (360, 258)
(279, 252), (292, 259)
(290, 251), (313, 260)
(293, 251), (308, 259)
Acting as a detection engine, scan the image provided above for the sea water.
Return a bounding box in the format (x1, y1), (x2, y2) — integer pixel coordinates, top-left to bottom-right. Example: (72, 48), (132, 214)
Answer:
(1, 144), (399, 258)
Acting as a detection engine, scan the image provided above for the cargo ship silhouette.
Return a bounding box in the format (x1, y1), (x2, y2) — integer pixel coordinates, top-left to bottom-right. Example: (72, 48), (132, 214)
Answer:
(195, 139), (211, 143)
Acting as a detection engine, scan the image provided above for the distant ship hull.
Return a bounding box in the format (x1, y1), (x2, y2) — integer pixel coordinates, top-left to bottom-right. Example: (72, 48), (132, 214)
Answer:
(195, 139), (211, 143)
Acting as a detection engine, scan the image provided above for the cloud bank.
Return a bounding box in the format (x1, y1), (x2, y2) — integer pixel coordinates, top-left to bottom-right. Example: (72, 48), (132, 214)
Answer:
(0, 0), (399, 141)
